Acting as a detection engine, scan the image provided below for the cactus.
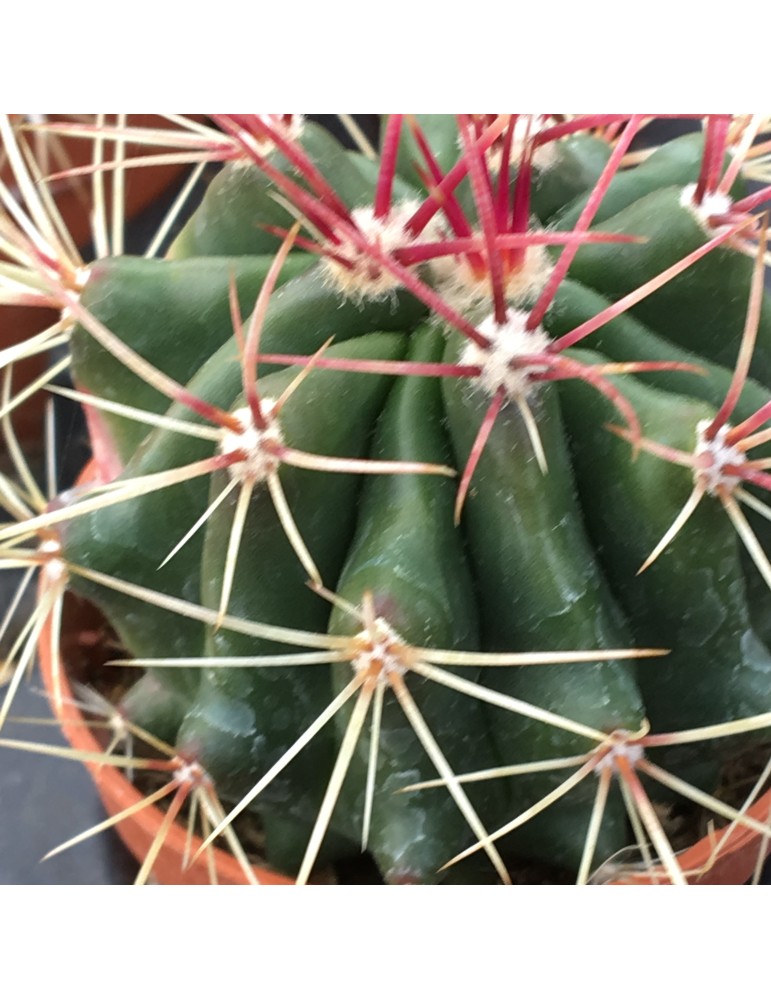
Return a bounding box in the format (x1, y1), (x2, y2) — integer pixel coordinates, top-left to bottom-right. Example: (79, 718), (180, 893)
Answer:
(2, 113), (771, 884)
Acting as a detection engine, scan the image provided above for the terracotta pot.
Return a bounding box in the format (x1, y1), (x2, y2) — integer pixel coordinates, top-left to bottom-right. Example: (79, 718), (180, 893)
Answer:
(38, 594), (293, 885)
(1, 115), (203, 446)
(38, 459), (771, 886)
(42, 596), (771, 886)
(38, 595), (294, 885)
(1, 115), (198, 248)
(36, 459), (291, 885)
(608, 792), (771, 885)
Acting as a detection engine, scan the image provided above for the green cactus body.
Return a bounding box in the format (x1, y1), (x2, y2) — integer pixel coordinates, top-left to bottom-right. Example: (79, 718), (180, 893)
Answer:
(394, 115), (461, 190)
(441, 361), (645, 870)
(175, 334), (408, 866)
(71, 254), (313, 460)
(8, 117), (771, 886)
(558, 356), (771, 774)
(60, 474), (207, 701)
(61, 266), (427, 692)
(327, 327), (505, 883)
(566, 187), (771, 385)
(547, 281), (771, 639)
(148, 266), (427, 424)
(169, 122), (417, 259)
(530, 134), (612, 223)
(119, 673), (191, 748)
(552, 131), (735, 229)
(168, 161), (296, 258)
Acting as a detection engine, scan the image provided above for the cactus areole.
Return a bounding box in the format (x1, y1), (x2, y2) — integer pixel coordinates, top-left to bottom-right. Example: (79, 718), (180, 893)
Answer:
(4, 113), (771, 885)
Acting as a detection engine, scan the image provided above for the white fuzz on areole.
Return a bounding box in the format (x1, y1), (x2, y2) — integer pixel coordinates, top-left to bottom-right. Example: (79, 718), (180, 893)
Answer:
(218, 402), (283, 483)
(322, 200), (423, 300)
(58, 306), (78, 331)
(461, 309), (551, 399)
(174, 759), (210, 788)
(38, 537), (67, 583)
(594, 733), (645, 774)
(680, 183), (733, 232)
(694, 419), (744, 495)
(234, 115), (305, 161)
(73, 266), (91, 291)
(39, 265), (88, 305)
(483, 115), (558, 173)
(351, 618), (409, 683)
(430, 241), (553, 316)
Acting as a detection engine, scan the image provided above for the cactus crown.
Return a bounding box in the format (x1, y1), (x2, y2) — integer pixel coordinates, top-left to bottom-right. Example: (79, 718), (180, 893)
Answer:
(3, 113), (771, 885)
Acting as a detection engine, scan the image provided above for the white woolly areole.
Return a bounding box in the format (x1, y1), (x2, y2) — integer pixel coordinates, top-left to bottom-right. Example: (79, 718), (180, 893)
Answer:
(174, 759), (209, 788)
(680, 183), (733, 232)
(73, 266), (91, 291)
(461, 310), (551, 399)
(59, 306), (75, 329)
(594, 733), (645, 774)
(484, 115), (558, 173)
(351, 617), (408, 683)
(218, 402), (283, 483)
(235, 115), (304, 161)
(694, 418), (744, 495)
(430, 240), (552, 315)
(322, 200), (422, 300)
(38, 537), (67, 584)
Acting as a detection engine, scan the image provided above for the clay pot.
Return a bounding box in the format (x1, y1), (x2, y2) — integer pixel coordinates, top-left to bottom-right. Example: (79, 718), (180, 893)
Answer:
(41, 593), (771, 886)
(608, 794), (771, 885)
(38, 592), (292, 885)
(36, 454), (290, 884)
(37, 460), (771, 886)
(1, 114), (200, 446)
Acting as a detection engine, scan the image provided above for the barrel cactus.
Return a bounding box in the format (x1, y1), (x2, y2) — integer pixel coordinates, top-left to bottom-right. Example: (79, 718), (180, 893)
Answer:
(2, 113), (771, 884)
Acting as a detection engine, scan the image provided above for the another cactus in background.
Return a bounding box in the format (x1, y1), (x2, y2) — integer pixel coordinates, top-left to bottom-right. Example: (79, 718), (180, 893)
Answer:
(3, 113), (771, 884)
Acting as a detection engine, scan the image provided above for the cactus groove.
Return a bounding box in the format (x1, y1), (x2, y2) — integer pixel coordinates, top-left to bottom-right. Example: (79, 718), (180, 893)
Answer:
(3, 113), (771, 885)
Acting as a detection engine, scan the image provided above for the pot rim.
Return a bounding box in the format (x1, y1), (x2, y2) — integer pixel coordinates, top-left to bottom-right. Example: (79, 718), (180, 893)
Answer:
(36, 460), (292, 885)
(38, 587), (294, 885)
(37, 465), (771, 886)
(41, 587), (771, 886)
